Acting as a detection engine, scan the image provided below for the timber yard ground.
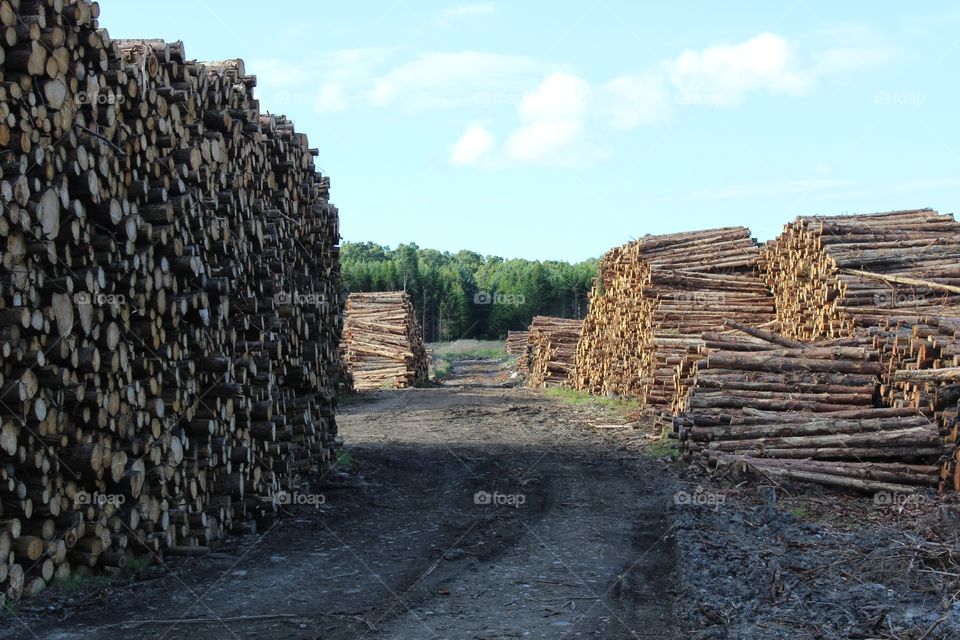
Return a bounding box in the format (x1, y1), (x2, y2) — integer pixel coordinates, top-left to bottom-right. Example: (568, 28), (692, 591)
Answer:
(5, 355), (960, 640)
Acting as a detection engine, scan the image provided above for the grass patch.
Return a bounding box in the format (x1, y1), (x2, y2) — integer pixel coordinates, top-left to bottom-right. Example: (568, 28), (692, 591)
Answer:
(431, 357), (451, 380)
(429, 339), (506, 360)
(52, 557), (151, 595)
(334, 450), (357, 471)
(54, 574), (118, 593)
(788, 506), (810, 520)
(643, 431), (680, 459)
(544, 387), (642, 410)
(428, 340), (509, 381)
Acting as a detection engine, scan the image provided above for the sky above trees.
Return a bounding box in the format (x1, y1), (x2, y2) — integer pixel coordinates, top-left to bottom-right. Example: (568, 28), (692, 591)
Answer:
(102, 1), (960, 261)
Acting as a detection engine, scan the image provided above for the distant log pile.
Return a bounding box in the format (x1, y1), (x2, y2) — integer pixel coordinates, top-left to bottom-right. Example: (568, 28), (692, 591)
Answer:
(343, 292), (428, 390)
(573, 228), (774, 407)
(505, 331), (528, 356)
(526, 317), (582, 387)
(762, 209), (960, 341)
(0, 1), (343, 601)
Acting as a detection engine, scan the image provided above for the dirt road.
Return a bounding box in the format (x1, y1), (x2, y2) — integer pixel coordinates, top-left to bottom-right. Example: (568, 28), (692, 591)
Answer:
(9, 359), (678, 639)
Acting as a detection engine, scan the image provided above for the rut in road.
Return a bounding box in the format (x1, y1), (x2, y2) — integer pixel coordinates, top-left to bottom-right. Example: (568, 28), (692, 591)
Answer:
(8, 358), (678, 640)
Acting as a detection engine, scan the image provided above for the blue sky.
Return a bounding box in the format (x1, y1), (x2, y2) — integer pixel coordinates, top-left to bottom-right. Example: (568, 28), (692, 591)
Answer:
(101, 1), (960, 261)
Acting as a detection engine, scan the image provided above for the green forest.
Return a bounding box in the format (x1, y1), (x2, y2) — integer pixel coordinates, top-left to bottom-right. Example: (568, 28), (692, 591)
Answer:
(341, 242), (598, 341)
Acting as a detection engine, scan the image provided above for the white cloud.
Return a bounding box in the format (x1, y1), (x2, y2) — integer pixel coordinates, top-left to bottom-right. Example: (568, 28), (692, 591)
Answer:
(506, 120), (582, 162)
(315, 83), (348, 112)
(667, 32), (812, 106)
(518, 72), (590, 121)
(447, 30), (892, 167)
(250, 48), (393, 113)
(370, 51), (545, 111)
(501, 73), (591, 163)
(450, 123), (496, 165)
(602, 74), (669, 128)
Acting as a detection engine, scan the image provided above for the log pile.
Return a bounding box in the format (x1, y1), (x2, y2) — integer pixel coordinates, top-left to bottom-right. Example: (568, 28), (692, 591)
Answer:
(343, 292), (428, 390)
(675, 340), (880, 416)
(526, 317), (582, 388)
(504, 330), (528, 356)
(870, 317), (960, 489)
(762, 209), (960, 341)
(0, 1), (343, 602)
(680, 408), (945, 493)
(573, 244), (652, 397)
(673, 326), (954, 492)
(573, 228), (774, 406)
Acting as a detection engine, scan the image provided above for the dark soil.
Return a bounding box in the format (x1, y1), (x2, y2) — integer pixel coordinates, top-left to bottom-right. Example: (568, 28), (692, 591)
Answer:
(8, 358), (960, 640)
(6, 359), (677, 639)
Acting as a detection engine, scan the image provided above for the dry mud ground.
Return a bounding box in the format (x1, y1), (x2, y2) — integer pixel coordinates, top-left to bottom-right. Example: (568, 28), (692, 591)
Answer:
(5, 358), (960, 639)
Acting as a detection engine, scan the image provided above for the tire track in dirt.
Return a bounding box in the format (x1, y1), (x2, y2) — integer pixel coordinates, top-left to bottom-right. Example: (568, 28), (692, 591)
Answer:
(7, 359), (677, 640)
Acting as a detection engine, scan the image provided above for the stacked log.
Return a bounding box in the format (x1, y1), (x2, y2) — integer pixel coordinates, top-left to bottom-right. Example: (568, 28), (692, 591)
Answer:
(870, 318), (960, 489)
(762, 209), (960, 341)
(681, 408), (945, 493)
(0, 1), (343, 602)
(676, 343), (880, 416)
(526, 317), (582, 388)
(673, 325), (954, 491)
(573, 228), (774, 407)
(343, 292), (428, 390)
(573, 244), (652, 397)
(504, 330), (528, 356)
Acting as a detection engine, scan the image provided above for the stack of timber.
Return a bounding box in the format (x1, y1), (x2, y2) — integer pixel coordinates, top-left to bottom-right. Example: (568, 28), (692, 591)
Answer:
(504, 330), (528, 356)
(573, 243), (652, 397)
(0, 1), (343, 602)
(871, 317), (960, 489)
(762, 209), (960, 341)
(515, 339), (532, 374)
(673, 328), (951, 492)
(527, 317), (582, 388)
(573, 227), (774, 407)
(343, 292), (428, 390)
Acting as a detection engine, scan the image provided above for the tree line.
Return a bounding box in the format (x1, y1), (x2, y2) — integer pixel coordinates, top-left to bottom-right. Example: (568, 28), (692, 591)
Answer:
(341, 242), (598, 342)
